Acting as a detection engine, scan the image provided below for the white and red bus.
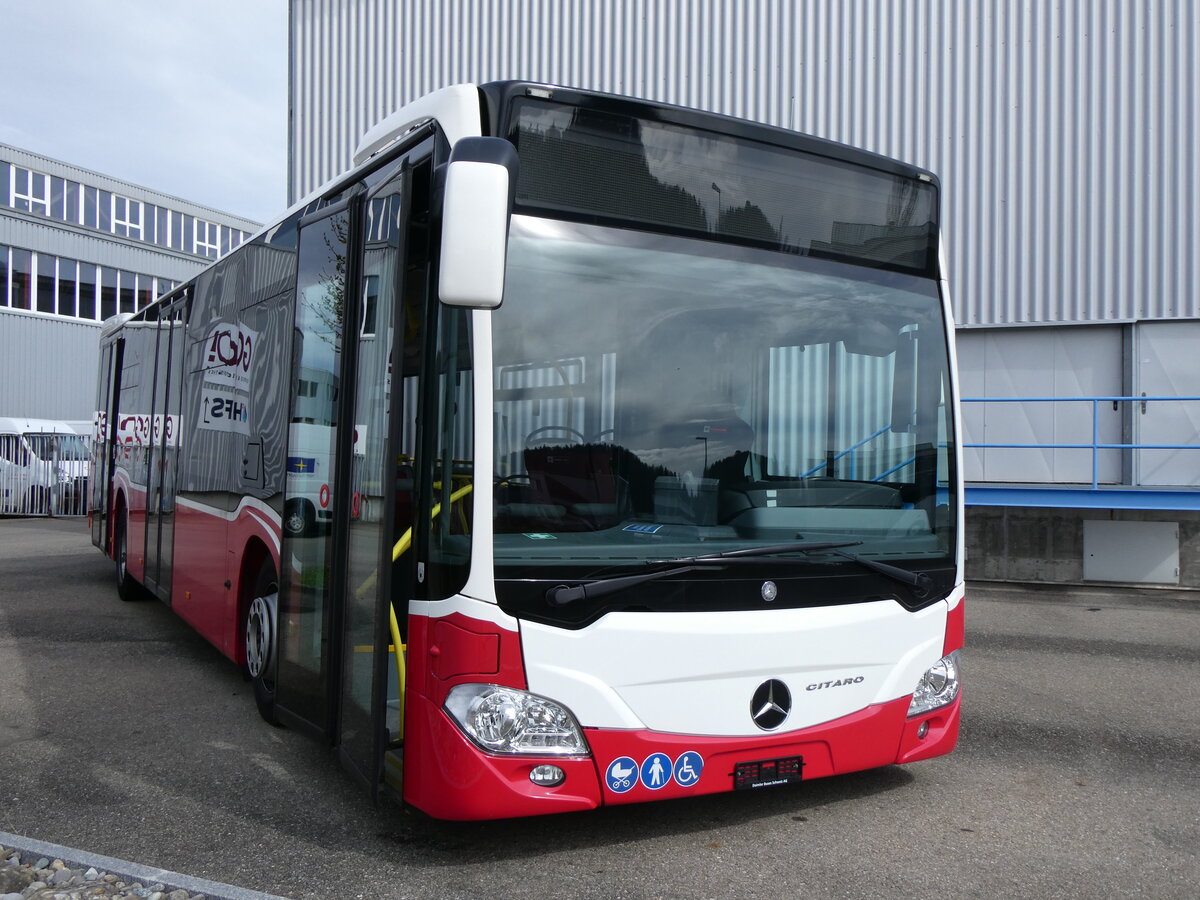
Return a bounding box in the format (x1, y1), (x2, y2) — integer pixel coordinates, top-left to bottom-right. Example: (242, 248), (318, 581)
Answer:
(92, 82), (962, 820)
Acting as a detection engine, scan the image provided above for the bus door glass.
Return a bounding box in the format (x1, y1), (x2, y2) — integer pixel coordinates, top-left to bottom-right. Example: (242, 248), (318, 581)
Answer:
(145, 301), (187, 598)
(337, 155), (425, 792)
(276, 201), (356, 734)
(143, 308), (171, 597)
(91, 339), (123, 552)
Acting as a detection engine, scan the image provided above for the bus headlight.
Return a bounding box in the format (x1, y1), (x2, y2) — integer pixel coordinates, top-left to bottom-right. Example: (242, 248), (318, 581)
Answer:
(444, 684), (590, 756)
(908, 651), (961, 716)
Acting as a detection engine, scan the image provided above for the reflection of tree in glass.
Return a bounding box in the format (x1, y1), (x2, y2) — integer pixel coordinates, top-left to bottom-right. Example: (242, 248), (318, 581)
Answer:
(518, 108), (785, 248)
(887, 175), (920, 226)
(312, 213), (349, 351)
(518, 108), (709, 231)
(716, 201), (780, 245)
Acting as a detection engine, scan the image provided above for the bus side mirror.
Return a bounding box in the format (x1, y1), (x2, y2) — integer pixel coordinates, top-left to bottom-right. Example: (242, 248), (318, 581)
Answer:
(438, 137), (519, 309)
(891, 330), (917, 433)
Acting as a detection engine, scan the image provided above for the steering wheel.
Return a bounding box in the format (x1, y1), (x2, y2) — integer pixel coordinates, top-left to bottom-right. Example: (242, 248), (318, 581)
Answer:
(524, 426), (586, 449)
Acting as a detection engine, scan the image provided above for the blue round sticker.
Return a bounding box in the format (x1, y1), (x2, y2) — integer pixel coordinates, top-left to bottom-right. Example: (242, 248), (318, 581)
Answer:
(640, 752), (674, 790)
(605, 756), (638, 794)
(673, 751), (704, 787)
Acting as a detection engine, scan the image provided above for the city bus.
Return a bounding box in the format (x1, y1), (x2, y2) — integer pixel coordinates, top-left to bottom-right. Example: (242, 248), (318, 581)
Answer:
(91, 81), (963, 820)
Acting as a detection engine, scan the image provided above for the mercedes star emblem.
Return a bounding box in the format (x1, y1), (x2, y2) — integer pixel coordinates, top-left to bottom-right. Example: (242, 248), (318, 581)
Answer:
(751, 679), (792, 730)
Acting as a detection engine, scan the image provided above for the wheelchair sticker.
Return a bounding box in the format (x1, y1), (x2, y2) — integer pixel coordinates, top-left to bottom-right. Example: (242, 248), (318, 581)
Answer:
(674, 751), (703, 787)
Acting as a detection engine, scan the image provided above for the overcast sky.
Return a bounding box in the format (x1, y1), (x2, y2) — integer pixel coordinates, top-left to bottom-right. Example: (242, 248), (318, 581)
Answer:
(0, 0), (287, 224)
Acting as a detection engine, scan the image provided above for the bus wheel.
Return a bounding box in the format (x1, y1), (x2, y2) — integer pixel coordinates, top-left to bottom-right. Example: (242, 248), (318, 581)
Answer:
(283, 499), (314, 537)
(245, 561), (280, 724)
(114, 514), (141, 602)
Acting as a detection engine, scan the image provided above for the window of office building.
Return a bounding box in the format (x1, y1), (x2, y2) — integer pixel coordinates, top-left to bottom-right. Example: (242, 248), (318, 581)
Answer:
(0, 162), (10, 206)
(57, 257), (77, 317)
(50, 176), (66, 220)
(36, 254), (56, 313)
(0, 245), (8, 305)
(143, 203), (157, 244)
(12, 168), (50, 215)
(100, 267), (117, 319)
(135, 273), (154, 310)
(155, 206), (170, 248)
(171, 211), (187, 252)
(78, 262), (97, 320)
(83, 186), (99, 229)
(10, 248), (32, 309)
(195, 219), (219, 258)
(97, 190), (112, 231)
(113, 195), (143, 239)
(118, 270), (134, 314)
(64, 180), (80, 223)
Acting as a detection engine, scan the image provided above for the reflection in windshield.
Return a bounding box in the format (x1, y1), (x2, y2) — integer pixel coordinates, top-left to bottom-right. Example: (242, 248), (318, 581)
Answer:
(492, 217), (954, 576)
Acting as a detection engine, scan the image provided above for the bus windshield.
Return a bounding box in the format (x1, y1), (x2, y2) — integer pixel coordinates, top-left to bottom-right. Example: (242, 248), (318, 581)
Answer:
(492, 216), (955, 621)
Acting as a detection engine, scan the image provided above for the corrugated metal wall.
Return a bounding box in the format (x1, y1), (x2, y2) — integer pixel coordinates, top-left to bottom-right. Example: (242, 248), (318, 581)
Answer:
(0, 309), (101, 420)
(289, 0), (1198, 329)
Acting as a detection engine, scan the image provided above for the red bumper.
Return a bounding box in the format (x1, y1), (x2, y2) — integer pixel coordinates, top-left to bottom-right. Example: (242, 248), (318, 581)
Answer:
(403, 691), (961, 820)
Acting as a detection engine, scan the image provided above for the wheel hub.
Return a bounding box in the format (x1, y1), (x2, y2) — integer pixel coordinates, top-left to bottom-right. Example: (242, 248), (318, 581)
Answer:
(246, 594), (274, 679)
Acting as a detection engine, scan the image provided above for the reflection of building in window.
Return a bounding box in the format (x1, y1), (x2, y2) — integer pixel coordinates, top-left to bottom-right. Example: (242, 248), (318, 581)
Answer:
(293, 368), (339, 425)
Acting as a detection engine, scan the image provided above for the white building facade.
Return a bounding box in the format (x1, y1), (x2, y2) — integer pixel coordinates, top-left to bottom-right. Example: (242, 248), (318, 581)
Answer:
(0, 144), (260, 422)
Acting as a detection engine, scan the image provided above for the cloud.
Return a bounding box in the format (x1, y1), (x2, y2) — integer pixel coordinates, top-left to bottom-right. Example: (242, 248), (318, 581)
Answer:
(0, 0), (287, 223)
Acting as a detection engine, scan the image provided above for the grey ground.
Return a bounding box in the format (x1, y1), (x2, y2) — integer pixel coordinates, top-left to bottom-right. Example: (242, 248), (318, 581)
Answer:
(1, 517), (1198, 900)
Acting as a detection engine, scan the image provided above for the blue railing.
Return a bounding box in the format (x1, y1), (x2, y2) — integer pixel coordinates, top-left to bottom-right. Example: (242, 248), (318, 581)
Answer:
(799, 425), (892, 480)
(961, 396), (1200, 490)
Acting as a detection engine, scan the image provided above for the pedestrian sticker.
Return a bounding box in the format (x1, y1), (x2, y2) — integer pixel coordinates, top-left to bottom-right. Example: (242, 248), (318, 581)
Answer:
(606, 757), (637, 793)
(640, 752), (673, 790)
(674, 751), (703, 787)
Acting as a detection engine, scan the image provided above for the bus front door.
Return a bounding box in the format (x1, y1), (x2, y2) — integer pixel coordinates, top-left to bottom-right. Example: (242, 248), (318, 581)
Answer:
(335, 156), (428, 797)
(275, 143), (433, 803)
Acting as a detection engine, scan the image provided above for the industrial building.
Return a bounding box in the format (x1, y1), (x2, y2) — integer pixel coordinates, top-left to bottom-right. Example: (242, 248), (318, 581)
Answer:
(286, 0), (1198, 587)
(0, 143), (261, 424)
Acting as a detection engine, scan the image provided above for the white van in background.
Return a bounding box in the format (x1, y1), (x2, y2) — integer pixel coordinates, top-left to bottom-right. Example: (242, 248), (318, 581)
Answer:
(0, 417), (91, 516)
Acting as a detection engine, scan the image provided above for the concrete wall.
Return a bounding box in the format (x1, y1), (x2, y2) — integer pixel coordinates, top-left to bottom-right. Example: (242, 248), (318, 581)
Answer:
(966, 506), (1200, 589)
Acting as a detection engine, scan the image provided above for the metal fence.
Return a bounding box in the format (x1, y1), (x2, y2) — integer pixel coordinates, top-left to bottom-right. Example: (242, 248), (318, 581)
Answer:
(962, 396), (1200, 489)
(0, 433), (90, 517)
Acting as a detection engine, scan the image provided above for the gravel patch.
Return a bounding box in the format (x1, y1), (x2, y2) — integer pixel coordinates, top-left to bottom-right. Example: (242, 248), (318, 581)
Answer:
(1, 846), (200, 900)
(0, 839), (289, 900)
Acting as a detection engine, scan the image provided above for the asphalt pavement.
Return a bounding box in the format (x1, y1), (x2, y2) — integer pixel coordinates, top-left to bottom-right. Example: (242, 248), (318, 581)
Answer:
(1, 517), (1198, 899)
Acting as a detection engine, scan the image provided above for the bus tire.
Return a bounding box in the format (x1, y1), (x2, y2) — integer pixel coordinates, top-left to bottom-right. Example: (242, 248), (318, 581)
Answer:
(114, 513), (142, 602)
(245, 560), (281, 725)
(283, 499), (314, 537)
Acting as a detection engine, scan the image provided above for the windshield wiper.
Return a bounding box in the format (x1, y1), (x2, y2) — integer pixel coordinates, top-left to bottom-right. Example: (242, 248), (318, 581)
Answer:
(681, 540), (933, 596)
(544, 539), (933, 607)
(545, 562), (725, 607)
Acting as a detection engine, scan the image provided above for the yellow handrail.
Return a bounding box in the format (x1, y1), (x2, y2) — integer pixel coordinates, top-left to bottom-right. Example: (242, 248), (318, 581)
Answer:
(348, 480), (473, 740)
(383, 481), (472, 739)
(388, 606), (406, 740)
(390, 482), (474, 561)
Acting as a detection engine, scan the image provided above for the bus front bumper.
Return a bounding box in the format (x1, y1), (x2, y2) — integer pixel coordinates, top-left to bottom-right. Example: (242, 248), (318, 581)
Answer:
(401, 690), (960, 820)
